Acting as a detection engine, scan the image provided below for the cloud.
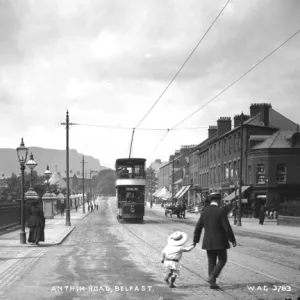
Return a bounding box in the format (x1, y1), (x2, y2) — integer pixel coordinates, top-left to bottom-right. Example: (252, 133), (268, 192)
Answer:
(0, 0), (300, 167)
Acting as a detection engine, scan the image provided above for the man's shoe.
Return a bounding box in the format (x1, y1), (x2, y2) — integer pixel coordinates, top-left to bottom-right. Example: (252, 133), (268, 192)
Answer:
(209, 282), (220, 289)
(208, 275), (216, 284)
(208, 276), (219, 289)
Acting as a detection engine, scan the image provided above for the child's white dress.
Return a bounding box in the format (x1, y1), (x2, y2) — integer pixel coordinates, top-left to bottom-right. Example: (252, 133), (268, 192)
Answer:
(162, 244), (185, 275)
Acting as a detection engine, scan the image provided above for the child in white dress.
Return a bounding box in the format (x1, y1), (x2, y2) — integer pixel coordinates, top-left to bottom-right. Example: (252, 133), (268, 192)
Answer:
(161, 231), (194, 288)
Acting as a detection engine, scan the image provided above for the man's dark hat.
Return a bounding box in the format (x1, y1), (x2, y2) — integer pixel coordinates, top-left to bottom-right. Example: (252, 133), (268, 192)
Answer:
(208, 192), (221, 202)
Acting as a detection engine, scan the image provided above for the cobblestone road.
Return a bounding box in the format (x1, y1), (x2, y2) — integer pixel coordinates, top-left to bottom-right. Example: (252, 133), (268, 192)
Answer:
(0, 198), (299, 300)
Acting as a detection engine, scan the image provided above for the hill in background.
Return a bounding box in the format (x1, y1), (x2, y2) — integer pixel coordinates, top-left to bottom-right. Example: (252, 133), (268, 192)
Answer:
(0, 147), (109, 177)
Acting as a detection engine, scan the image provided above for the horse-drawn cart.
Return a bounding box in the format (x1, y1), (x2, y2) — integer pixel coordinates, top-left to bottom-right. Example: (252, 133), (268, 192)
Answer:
(164, 205), (186, 218)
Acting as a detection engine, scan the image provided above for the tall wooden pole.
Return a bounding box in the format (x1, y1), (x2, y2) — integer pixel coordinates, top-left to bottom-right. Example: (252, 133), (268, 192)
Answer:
(80, 156), (86, 213)
(61, 111), (77, 225)
(237, 113), (244, 227)
(172, 158), (175, 203)
(90, 169), (93, 204)
(65, 111), (71, 226)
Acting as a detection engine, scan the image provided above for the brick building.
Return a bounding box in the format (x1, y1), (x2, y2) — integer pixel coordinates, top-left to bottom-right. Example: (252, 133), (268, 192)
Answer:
(186, 103), (298, 210)
(157, 145), (196, 198)
(248, 129), (300, 216)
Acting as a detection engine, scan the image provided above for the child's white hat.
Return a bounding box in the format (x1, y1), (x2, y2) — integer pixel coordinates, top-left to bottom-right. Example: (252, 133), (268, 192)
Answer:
(168, 231), (188, 246)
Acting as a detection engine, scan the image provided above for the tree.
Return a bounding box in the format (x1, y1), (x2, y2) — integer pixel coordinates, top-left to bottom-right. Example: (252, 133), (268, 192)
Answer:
(96, 169), (116, 196)
(71, 174), (79, 192)
(146, 167), (158, 199)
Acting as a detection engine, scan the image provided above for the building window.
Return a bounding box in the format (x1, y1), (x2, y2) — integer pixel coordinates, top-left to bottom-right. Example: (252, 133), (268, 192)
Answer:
(218, 165), (220, 183)
(237, 132), (241, 150)
(224, 163), (228, 180)
(229, 162), (232, 178)
(248, 165), (252, 184)
(214, 144), (216, 160)
(276, 165), (286, 184)
(229, 136), (232, 153)
(233, 160), (236, 177)
(224, 139), (227, 155)
(233, 134), (236, 151)
(214, 166), (216, 183)
(218, 141), (221, 158)
(257, 164), (266, 184)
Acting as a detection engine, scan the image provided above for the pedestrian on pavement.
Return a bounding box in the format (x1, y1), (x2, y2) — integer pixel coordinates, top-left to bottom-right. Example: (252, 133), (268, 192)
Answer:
(91, 204), (94, 212)
(193, 194), (237, 289)
(259, 204), (266, 225)
(75, 204), (78, 212)
(88, 204), (90, 212)
(60, 204), (64, 216)
(27, 202), (45, 246)
(161, 231), (194, 288)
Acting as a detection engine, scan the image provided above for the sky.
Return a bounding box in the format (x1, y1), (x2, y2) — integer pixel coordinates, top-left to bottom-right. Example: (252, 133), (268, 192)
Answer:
(1, 0), (300, 170)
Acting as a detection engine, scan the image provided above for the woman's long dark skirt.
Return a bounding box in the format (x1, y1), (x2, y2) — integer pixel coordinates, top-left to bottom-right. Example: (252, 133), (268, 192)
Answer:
(28, 226), (45, 243)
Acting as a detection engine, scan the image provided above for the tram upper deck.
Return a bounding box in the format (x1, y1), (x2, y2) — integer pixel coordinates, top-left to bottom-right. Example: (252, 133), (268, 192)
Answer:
(115, 158), (146, 185)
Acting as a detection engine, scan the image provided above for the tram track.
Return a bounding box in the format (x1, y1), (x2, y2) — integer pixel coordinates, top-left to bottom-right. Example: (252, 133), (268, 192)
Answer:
(147, 207), (300, 273)
(109, 198), (300, 299)
(107, 199), (277, 300)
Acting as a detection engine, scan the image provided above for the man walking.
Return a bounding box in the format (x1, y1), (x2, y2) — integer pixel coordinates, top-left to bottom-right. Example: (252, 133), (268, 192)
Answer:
(193, 193), (237, 289)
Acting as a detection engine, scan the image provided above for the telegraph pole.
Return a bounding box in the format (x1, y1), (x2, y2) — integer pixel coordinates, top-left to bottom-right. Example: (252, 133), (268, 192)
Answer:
(171, 158), (175, 203)
(237, 113), (244, 227)
(61, 110), (77, 226)
(90, 169), (93, 204)
(80, 156), (87, 213)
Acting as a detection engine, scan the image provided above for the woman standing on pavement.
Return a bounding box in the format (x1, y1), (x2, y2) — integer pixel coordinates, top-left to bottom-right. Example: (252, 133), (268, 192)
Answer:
(28, 202), (45, 245)
(259, 204), (266, 225)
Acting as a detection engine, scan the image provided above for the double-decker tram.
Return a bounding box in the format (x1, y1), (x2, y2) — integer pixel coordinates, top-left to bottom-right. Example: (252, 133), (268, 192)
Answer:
(115, 158), (146, 222)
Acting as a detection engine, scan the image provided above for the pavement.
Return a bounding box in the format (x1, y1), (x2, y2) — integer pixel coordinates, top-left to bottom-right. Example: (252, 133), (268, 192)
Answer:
(0, 204), (91, 247)
(148, 202), (300, 240)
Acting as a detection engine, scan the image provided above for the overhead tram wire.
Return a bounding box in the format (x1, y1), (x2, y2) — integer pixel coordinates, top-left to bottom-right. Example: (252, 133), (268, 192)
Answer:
(171, 26), (300, 130)
(75, 122), (208, 131)
(134, 0), (231, 130)
(146, 129), (170, 160)
(146, 26), (300, 159)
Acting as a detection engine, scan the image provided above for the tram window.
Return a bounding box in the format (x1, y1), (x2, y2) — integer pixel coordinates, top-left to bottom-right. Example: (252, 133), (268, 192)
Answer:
(117, 187), (144, 203)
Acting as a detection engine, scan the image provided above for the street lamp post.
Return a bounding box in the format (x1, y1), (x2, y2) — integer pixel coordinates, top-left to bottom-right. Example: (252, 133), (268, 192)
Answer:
(44, 165), (52, 191)
(16, 138), (29, 244)
(26, 153), (37, 188)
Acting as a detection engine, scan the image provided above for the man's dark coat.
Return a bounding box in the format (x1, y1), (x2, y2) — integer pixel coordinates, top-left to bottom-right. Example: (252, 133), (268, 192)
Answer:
(193, 204), (236, 250)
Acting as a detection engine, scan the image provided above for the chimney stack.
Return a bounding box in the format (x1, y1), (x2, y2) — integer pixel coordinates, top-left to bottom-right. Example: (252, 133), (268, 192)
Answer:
(234, 114), (250, 128)
(250, 103), (272, 119)
(208, 125), (217, 138)
(217, 117), (232, 136)
(260, 103), (271, 126)
(250, 103), (261, 118)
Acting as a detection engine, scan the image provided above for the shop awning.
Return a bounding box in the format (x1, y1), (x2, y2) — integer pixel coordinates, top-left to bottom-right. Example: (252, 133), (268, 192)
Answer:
(174, 178), (183, 185)
(152, 188), (163, 197)
(223, 186), (251, 201)
(174, 186), (186, 199)
(176, 185), (191, 199)
(156, 188), (167, 198)
(161, 190), (172, 200)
